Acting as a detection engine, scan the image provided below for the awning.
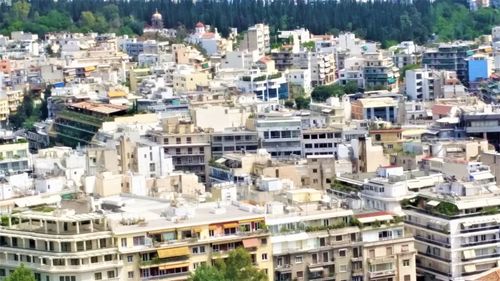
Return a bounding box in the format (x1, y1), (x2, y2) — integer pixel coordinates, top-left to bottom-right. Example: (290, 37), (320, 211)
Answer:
(463, 250), (476, 260)
(159, 263), (189, 270)
(309, 267), (324, 273)
(223, 222), (238, 228)
(242, 238), (261, 248)
(157, 247), (190, 258)
(427, 200), (440, 207)
(209, 225), (218, 230)
(464, 264), (476, 273)
(193, 228), (202, 232)
(239, 218), (264, 224)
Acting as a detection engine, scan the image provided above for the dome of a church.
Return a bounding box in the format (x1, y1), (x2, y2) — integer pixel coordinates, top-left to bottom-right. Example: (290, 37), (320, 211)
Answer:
(152, 10), (162, 20)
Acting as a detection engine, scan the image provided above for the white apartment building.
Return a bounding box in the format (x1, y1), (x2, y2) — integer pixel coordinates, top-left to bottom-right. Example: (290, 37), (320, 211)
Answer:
(311, 52), (336, 86)
(404, 162), (500, 281)
(360, 166), (416, 215)
(405, 68), (437, 101)
(220, 50), (260, 70)
(339, 56), (365, 88)
(237, 69), (288, 102)
(286, 68), (312, 94)
(302, 128), (343, 157)
(0, 209), (121, 281)
(239, 23), (270, 56)
(255, 115), (302, 158)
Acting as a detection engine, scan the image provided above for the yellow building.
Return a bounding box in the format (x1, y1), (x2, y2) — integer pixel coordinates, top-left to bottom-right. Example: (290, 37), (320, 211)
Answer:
(109, 196), (274, 281)
(0, 98), (9, 121)
(369, 127), (404, 153)
(172, 71), (209, 92)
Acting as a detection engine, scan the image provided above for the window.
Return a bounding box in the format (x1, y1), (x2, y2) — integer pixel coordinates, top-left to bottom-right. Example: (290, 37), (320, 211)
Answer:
(312, 169), (318, 173)
(261, 238), (267, 245)
(94, 273), (102, 280)
(336, 235), (342, 241)
(295, 255), (303, 264)
(0, 269), (5, 277)
(121, 238), (127, 247)
(262, 253), (268, 261)
(107, 271), (115, 278)
(104, 255), (113, 261)
(386, 247), (393, 255)
(339, 264), (347, 272)
(369, 249), (375, 258)
(133, 236), (145, 246)
(403, 259), (410, 266)
(375, 134), (381, 141)
(128, 272), (134, 279)
(127, 255), (133, 263)
(401, 244), (409, 252)
(404, 275), (411, 281)
(339, 249), (346, 257)
(297, 271), (303, 278)
(91, 256), (98, 263)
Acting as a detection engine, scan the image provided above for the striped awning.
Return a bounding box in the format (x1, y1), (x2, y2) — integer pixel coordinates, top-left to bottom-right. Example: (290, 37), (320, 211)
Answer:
(157, 247), (190, 258)
(223, 222), (238, 228)
(159, 262), (189, 270)
(242, 238), (261, 248)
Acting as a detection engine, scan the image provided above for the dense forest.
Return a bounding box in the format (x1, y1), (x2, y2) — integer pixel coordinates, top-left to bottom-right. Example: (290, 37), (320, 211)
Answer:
(0, 0), (498, 45)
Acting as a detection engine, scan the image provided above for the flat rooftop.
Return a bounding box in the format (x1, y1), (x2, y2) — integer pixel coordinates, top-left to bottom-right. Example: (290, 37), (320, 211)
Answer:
(69, 101), (129, 115)
(103, 195), (266, 235)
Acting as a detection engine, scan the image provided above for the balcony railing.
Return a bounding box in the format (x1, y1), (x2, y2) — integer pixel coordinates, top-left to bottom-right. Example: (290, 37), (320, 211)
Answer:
(369, 270), (395, 278)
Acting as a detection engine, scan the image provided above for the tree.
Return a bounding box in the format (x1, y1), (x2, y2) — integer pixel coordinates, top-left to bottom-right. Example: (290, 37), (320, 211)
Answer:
(189, 248), (267, 281)
(5, 264), (36, 281)
(295, 96), (310, 109)
(311, 84), (345, 102)
(12, 0), (30, 20)
(284, 100), (294, 108)
(79, 11), (96, 31)
(344, 81), (359, 95)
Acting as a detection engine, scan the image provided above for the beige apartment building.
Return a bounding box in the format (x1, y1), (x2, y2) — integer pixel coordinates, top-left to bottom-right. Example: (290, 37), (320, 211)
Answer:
(149, 118), (211, 182)
(238, 23), (270, 56)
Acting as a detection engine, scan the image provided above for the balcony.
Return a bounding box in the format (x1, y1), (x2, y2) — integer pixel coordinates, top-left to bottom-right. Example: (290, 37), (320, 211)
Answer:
(369, 270), (395, 279)
(141, 271), (190, 281)
(414, 235), (451, 248)
(461, 238), (500, 247)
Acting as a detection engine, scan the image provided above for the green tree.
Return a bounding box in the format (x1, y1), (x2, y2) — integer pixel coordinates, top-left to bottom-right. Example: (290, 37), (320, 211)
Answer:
(311, 84), (345, 102)
(79, 11), (96, 31)
(189, 248), (267, 281)
(5, 264), (36, 281)
(12, 0), (30, 20)
(344, 81), (359, 95)
(284, 100), (294, 108)
(295, 96), (310, 110)
(399, 64), (420, 82)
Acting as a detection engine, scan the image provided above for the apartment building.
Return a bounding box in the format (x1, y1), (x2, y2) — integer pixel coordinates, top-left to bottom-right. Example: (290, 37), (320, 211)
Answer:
(238, 24), (270, 56)
(0, 135), (30, 174)
(50, 101), (129, 148)
(0, 208), (121, 281)
(255, 115), (302, 158)
(405, 68), (437, 101)
(363, 51), (399, 91)
(311, 52), (336, 86)
(237, 70), (288, 102)
(210, 129), (259, 157)
(208, 150), (271, 185)
(351, 97), (399, 123)
(404, 162), (500, 280)
(302, 127), (343, 157)
(107, 196), (274, 281)
(339, 57), (365, 88)
(305, 155), (336, 189)
(356, 212), (417, 281)
(148, 118), (211, 182)
(422, 43), (473, 84)
(266, 200), (359, 281)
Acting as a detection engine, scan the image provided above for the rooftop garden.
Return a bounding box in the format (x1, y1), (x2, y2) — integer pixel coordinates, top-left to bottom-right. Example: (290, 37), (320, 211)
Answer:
(330, 180), (359, 193)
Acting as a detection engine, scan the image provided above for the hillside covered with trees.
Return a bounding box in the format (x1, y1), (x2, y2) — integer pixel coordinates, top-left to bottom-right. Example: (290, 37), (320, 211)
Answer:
(0, 0), (498, 44)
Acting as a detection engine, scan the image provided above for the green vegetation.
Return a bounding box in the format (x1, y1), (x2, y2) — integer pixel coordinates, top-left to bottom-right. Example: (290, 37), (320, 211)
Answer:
(433, 202), (459, 217)
(31, 205), (56, 212)
(331, 180), (359, 193)
(294, 96), (310, 110)
(0, 0), (497, 44)
(311, 81), (359, 102)
(301, 41), (315, 51)
(482, 206), (500, 215)
(5, 264), (36, 281)
(189, 247), (267, 281)
(305, 221), (347, 232)
(399, 64), (420, 83)
(9, 92), (41, 130)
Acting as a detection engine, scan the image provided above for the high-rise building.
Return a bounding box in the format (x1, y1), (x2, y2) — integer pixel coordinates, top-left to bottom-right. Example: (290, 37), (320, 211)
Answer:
(238, 24), (270, 56)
